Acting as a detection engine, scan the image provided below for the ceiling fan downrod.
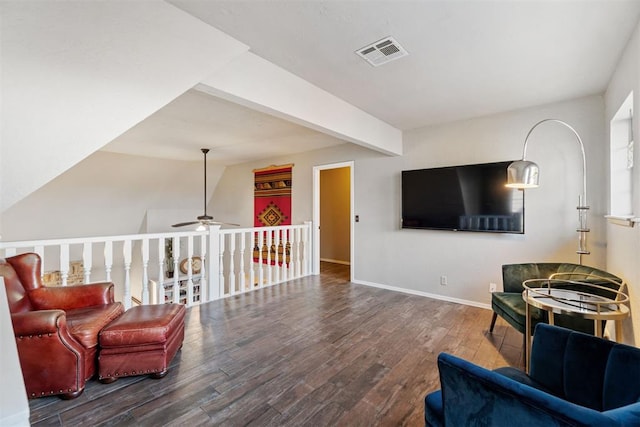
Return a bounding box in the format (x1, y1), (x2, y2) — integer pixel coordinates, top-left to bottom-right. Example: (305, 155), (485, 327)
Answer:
(198, 148), (213, 221)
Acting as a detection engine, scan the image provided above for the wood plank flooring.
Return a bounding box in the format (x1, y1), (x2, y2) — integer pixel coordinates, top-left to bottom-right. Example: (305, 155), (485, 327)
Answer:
(29, 262), (523, 426)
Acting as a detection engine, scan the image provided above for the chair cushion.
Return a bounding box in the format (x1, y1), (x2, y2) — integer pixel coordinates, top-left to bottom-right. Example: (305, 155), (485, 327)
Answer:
(563, 332), (614, 411)
(603, 345), (640, 410)
(494, 366), (554, 395)
(65, 303), (124, 349)
(99, 304), (186, 348)
(491, 292), (544, 332)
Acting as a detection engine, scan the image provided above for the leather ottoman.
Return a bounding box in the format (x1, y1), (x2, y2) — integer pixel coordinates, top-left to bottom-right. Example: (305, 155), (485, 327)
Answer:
(98, 304), (186, 383)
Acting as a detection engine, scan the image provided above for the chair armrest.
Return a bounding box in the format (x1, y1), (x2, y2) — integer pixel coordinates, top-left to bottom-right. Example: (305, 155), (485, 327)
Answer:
(11, 310), (67, 336)
(437, 353), (620, 427)
(29, 282), (116, 310)
(603, 403), (640, 425)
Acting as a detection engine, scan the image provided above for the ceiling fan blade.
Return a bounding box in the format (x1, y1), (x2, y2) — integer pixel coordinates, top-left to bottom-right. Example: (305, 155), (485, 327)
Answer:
(211, 221), (241, 227)
(171, 221), (200, 228)
(202, 219), (241, 227)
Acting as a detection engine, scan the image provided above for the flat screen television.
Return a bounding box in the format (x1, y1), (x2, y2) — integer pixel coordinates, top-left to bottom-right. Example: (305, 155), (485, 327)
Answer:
(401, 161), (524, 234)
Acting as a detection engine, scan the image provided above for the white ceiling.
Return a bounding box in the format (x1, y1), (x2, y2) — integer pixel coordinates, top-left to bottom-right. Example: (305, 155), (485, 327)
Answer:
(103, 89), (346, 163)
(103, 0), (640, 162)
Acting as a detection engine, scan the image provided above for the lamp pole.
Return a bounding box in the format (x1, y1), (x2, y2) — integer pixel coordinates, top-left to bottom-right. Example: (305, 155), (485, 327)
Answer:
(516, 119), (590, 264)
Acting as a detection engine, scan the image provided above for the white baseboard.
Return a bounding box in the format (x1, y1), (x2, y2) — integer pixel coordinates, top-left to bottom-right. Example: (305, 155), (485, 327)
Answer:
(351, 278), (491, 310)
(320, 258), (351, 266)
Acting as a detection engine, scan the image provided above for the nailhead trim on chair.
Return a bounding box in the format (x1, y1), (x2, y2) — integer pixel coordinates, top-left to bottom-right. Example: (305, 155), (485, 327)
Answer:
(33, 387), (75, 397)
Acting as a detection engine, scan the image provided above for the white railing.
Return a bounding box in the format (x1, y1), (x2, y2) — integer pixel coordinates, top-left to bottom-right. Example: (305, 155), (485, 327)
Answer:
(0, 222), (312, 309)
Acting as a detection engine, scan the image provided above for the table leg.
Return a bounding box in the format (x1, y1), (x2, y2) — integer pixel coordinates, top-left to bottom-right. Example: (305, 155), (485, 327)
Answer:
(595, 319), (603, 338)
(615, 320), (623, 342)
(525, 299), (531, 373)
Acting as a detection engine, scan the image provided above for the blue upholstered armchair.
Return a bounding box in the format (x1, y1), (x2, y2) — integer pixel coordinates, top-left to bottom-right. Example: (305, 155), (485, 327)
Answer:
(425, 324), (640, 427)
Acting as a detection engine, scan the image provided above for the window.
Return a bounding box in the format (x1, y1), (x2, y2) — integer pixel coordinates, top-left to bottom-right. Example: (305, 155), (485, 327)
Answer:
(609, 92), (634, 219)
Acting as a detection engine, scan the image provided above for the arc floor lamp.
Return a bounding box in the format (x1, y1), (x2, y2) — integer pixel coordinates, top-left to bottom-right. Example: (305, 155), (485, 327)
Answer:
(505, 119), (590, 265)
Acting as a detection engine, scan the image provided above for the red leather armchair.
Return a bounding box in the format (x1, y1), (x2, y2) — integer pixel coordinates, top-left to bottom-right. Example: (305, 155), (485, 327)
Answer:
(1, 253), (124, 399)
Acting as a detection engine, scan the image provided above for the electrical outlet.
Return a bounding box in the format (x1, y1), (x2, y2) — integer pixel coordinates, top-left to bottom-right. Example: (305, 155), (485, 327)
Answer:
(440, 275), (447, 286)
(489, 282), (497, 293)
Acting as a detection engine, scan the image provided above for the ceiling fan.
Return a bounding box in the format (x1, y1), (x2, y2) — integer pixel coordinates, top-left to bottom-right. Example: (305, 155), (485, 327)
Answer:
(171, 148), (239, 229)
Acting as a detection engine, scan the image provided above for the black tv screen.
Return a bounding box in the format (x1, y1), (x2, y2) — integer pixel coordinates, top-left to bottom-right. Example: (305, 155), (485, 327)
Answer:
(401, 161), (524, 234)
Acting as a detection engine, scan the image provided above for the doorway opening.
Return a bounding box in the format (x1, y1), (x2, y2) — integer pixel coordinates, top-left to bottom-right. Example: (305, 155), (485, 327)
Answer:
(312, 162), (354, 282)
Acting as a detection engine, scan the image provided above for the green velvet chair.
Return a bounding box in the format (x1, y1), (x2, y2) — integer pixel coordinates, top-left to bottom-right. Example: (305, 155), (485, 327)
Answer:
(489, 263), (623, 342)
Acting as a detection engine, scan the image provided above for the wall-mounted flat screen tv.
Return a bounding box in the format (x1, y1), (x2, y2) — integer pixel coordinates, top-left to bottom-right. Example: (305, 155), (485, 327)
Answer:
(401, 161), (524, 234)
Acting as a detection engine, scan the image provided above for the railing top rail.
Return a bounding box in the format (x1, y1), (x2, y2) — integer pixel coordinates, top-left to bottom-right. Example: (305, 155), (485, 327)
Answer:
(219, 224), (309, 235)
(0, 223), (312, 249)
(0, 230), (208, 249)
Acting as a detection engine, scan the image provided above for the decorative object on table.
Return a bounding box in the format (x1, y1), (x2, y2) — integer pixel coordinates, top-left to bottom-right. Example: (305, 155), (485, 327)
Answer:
(506, 119), (590, 264)
(489, 263), (624, 353)
(253, 163), (293, 265)
(179, 256), (202, 275)
(171, 148), (239, 229)
(425, 324), (640, 427)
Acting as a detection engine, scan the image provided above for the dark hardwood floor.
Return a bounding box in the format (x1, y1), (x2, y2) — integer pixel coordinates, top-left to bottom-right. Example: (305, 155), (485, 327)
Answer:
(29, 262), (523, 426)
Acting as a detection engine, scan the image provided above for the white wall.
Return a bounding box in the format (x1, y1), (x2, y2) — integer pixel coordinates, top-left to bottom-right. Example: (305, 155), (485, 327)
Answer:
(0, 278), (29, 426)
(604, 20), (640, 345)
(373, 95), (607, 305)
(212, 95), (608, 309)
(1, 151), (224, 241)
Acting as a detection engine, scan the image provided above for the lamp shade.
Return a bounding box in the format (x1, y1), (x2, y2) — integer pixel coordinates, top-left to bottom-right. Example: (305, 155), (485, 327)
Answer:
(506, 160), (539, 188)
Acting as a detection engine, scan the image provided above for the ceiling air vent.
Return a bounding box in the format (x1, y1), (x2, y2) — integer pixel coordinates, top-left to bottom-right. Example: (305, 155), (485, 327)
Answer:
(356, 36), (408, 67)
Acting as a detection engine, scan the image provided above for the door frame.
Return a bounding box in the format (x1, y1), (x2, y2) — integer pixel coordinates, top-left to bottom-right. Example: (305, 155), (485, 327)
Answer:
(312, 161), (354, 281)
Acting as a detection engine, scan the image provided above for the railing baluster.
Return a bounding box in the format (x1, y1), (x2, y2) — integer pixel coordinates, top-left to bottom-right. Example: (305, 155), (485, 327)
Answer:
(302, 221), (313, 276)
(172, 237), (180, 304)
(59, 244), (70, 286)
(208, 225), (221, 300)
(123, 240), (132, 309)
(273, 231), (281, 284)
(104, 241), (113, 282)
(218, 233), (225, 297)
(82, 243), (92, 284)
(266, 231), (273, 286)
(249, 231), (256, 289)
(281, 230), (288, 282)
(291, 227), (301, 277)
(258, 229), (265, 288)
(141, 238), (150, 305)
(186, 235), (194, 306)
(158, 237), (166, 305)
(239, 231), (246, 291)
(229, 234), (236, 295)
(199, 233), (207, 302)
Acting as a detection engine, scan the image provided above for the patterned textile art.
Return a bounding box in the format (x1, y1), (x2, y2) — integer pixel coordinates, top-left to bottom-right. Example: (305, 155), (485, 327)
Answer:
(253, 164), (293, 265)
(254, 165), (292, 227)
